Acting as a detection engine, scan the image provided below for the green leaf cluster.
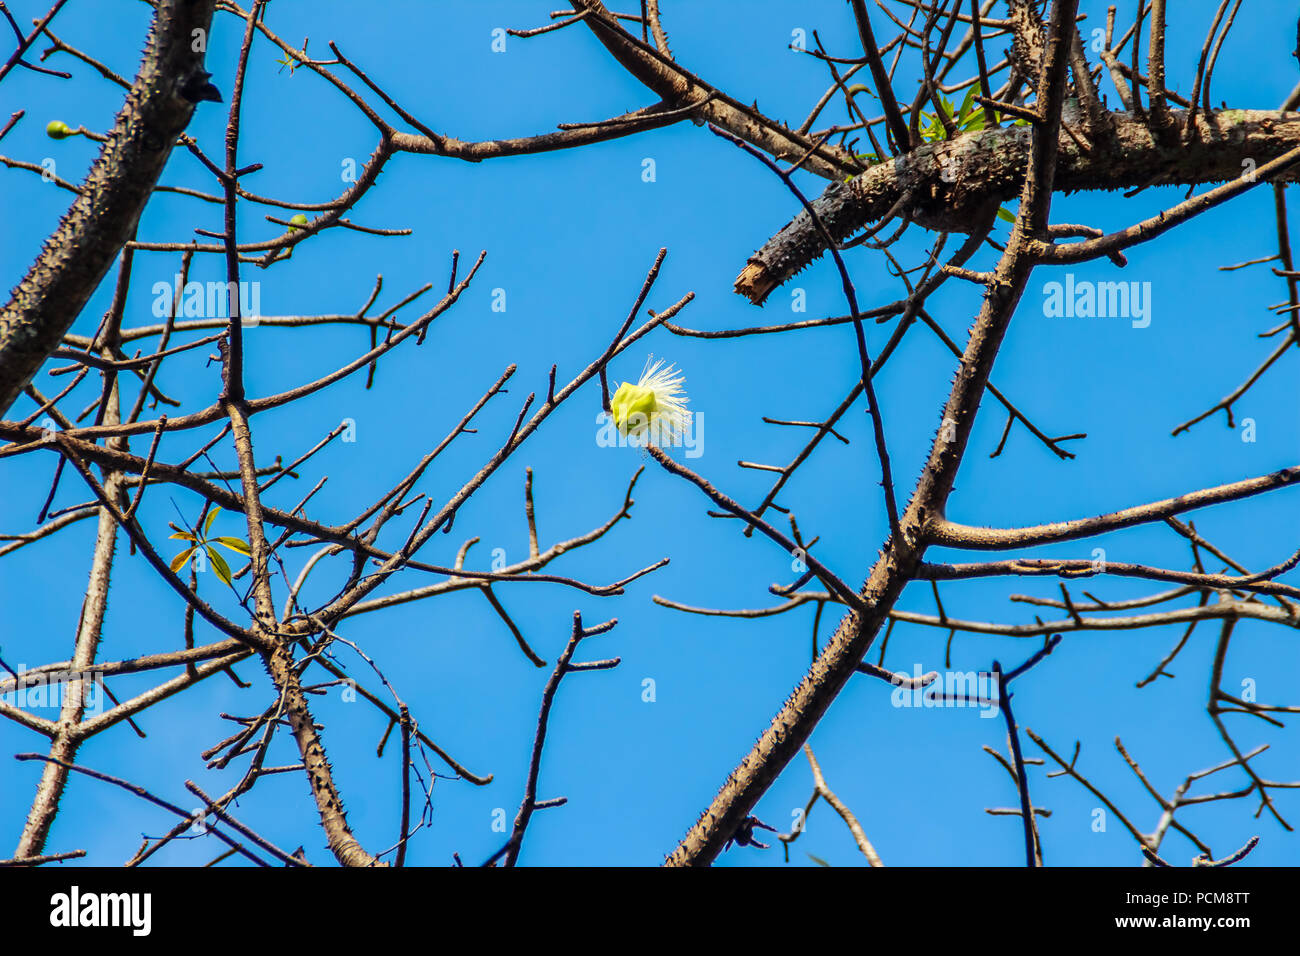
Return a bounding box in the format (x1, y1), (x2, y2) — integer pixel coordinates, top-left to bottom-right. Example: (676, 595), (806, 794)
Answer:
(169, 506), (251, 588)
(849, 88), (1029, 174)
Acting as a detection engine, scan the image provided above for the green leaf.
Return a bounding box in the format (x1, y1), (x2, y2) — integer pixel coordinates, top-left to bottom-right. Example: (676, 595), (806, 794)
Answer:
(956, 87), (976, 128)
(275, 42), (306, 75)
(204, 506), (221, 536)
(807, 853), (833, 867)
(207, 547), (233, 587)
(168, 531), (196, 542)
(170, 547), (195, 573)
(213, 536), (251, 556)
(959, 88), (990, 132)
(997, 206), (1017, 223)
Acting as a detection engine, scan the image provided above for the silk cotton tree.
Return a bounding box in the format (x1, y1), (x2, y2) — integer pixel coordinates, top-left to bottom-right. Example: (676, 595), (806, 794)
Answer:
(0, 0), (1296, 868)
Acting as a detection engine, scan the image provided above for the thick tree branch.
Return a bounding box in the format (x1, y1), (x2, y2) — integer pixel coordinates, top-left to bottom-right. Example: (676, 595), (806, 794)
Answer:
(0, 0), (219, 415)
(567, 0), (859, 181)
(737, 110), (1300, 303)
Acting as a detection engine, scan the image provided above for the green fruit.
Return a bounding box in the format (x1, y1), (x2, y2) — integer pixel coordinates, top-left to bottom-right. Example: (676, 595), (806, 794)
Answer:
(287, 213), (309, 230)
(45, 120), (75, 139)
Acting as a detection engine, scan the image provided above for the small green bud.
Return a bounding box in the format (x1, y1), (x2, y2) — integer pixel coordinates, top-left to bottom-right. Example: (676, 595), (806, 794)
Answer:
(46, 120), (75, 139)
(275, 214), (311, 263)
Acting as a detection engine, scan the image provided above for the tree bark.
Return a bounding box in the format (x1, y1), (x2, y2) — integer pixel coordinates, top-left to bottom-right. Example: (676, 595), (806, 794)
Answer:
(0, 0), (218, 416)
(737, 109), (1300, 303)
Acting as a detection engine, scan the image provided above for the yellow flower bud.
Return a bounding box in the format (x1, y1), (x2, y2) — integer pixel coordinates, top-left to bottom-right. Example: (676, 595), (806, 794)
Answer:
(611, 381), (657, 436)
(609, 356), (691, 444)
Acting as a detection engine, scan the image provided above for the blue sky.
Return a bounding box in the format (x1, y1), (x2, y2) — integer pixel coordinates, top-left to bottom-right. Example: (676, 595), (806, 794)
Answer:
(1, 1), (1298, 866)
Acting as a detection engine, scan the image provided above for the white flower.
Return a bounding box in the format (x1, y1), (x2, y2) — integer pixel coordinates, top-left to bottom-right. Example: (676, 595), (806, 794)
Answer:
(610, 355), (691, 445)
